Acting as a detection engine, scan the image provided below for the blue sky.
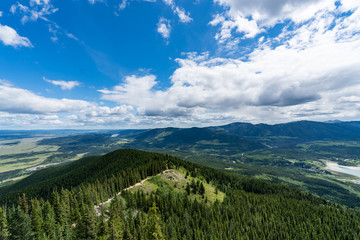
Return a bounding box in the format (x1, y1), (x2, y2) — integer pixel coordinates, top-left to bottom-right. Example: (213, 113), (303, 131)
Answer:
(0, 0), (360, 129)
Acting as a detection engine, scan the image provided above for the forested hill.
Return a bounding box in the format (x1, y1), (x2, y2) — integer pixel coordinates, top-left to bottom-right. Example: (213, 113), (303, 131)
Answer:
(0, 149), (168, 204)
(129, 127), (265, 151)
(208, 120), (360, 140)
(1, 149), (360, 239)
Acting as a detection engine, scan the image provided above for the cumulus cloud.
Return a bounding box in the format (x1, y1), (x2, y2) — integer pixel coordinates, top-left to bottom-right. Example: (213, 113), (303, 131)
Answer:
(157, 18), (171, 39)
(211, 0), (360, 46)
(44, 77), (81, 90)
(99, 5), (360, 123)
(0, 80), (136, 128)
(0, 82), (92, 114)
(0, 24), (32, 47)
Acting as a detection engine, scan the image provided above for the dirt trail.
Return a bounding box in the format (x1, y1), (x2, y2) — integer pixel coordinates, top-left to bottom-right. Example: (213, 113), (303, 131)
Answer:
(94, 168), (171, 216)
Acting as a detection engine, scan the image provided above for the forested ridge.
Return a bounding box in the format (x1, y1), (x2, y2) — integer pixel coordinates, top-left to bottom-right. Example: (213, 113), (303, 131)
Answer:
(1, 149), (360, 239)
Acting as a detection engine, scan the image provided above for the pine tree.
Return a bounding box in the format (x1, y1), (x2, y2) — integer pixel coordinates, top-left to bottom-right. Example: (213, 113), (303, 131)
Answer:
(146, 202), (164, 240)
(18, 193), (29, 214)
(97, 210), (108, 239)
(185, 183), (191, 195)
(30, 198), (42, 238)
(42, 200), (56, 239)
(0, 206), (9, 240)
(8, 206), (33, 240)
(76, 205), (97, 240)
(199, 183), (205, 196)
(122, 221), (133, 240)
(191, 179), (197, 194)
(108, 211), (123, 240)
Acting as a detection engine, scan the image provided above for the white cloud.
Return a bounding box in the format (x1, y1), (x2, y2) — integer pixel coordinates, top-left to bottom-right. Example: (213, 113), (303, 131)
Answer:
(65, 32), (78, 41)
(0, 24), (32, 47)
(163, 0), (173, 5)
(0, 82), (91, 114)
(88, 0), (104, 5)
(44, 77), (81, 90)
(0, 79), (12, 87)
(9, 1), (76, 43)
(0, 80), (136, 128)
(174, 7), (193, 23)
(118, 0), (128, 10)
(211, 0), (360, 45)
(99, 6), (360, 123)
(0, 11), (3, 17)
(157, 18), (171, 39)
(162, 0), (193, 23)
(30, 0), (51, 6)
(10, 0), (58, 24)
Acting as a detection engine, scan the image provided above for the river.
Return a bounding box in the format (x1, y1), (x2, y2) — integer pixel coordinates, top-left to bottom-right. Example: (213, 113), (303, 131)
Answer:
(326, 162), (360, 178)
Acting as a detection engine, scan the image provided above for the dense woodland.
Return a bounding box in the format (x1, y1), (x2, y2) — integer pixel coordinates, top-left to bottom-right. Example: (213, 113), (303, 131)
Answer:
(1, 149), (360, 239)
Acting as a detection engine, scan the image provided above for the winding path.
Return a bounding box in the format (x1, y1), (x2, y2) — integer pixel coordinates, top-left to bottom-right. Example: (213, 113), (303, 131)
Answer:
(94, 168), (171, 216)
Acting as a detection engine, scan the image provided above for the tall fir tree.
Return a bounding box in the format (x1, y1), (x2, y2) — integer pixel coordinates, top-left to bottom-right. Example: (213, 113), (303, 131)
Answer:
(0, 206), (9, 240)
(18, 193), (29, 214)
(146, 202), (164, 240)
(8, 206), (33, 240)
(42, 200), (56, 239)
(30, 198), (42, 239)
(76, 205), (97, 240)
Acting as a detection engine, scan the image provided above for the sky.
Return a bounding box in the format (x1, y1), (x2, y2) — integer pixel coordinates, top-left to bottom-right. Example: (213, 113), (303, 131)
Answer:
(0, 0), (360, 129)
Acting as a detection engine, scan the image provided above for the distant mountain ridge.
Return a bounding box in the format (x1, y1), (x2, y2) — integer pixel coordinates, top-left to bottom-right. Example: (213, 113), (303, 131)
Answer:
(129, 127), (265, 151)
(207, 120), (360, 140)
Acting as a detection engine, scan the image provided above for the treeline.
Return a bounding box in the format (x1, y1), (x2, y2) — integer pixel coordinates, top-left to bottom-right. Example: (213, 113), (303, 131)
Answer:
(0, 149), (360, 239)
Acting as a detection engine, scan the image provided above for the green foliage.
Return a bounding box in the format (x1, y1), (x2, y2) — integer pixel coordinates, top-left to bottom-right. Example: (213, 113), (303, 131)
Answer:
(42, 201), (56, 238)
(30, 198), (42, 238)
(1, 149), (360, 239)
(8, 206), (33, 240)
(146, 202), (164, 240)
(76, 206), (97, 240)
(0, 206), (9, 240)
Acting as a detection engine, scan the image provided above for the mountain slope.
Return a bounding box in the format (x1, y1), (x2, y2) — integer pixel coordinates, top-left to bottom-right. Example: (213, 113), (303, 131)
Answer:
(0, 149), (168, 203)
(128, 127), (265, 152)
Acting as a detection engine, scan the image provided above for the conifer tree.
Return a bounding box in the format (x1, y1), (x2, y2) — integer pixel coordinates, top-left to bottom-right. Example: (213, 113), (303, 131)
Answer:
(146, 202), (164, 240)
(97, 210), (108, 239)
(199, 183), (205, 196)
(8, 206), (33, 240)
(18, 193), (29, 214)
(108, 211), (123, 240)
(76, 205), (97, 240)
(185, 183), (191, 195)
(30, 198), (42, 238)
(122, 221), (133, 240)
(0, 206), (9, 240)
(42, 200), (56, 239)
